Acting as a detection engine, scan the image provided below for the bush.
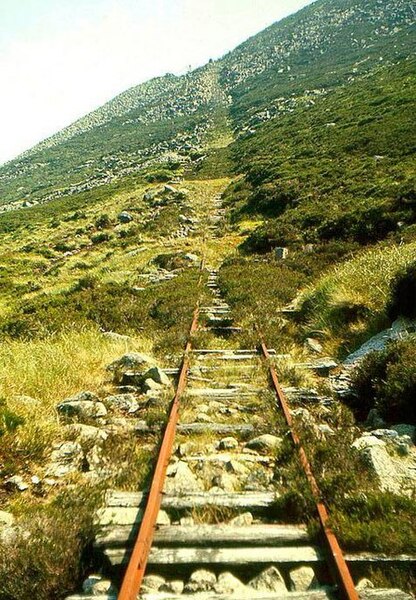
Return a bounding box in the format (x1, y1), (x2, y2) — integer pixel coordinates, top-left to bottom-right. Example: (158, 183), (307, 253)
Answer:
(347, 337), (416, 424)
(94, 214), (111, 229)
(0, 487), (101, 600)
(387, 262), (416, 320)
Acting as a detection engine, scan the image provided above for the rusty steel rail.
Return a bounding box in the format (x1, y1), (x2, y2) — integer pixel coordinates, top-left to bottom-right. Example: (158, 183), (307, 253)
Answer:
(257, 330), (359, 600)
(118, 295), (201, 600)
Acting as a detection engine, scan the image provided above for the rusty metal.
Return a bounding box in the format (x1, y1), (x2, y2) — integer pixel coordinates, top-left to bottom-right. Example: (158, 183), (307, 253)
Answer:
(118, 277), (201, 600)
(257, 330), (359, 600)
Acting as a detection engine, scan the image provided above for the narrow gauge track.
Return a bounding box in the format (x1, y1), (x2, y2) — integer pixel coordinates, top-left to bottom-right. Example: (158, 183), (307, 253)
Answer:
(67, 267), (414, 600)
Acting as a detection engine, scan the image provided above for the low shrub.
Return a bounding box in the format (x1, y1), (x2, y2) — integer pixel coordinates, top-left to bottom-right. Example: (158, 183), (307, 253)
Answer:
(347, 337), (416, 424)
(387, 261), (416, 320)
(0, 487), (102, 600)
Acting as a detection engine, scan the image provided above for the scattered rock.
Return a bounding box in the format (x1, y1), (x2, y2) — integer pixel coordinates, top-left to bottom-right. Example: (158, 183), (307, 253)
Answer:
(118, 211), (133, 223)
(248, 566), (287, 593)
(356, 578), (375, 590)
(143, 366), (171, 387)
(229, 511), (253, 526)
(0, 511), (15, 527)
(57, 391), (107, 420)
(82, 574), (117, 595)
(184, 252), (199, 263)
(184, 569), (217, 593)
(102, 331), (133, 342)
(157, 510), (171, 526)
(226, 459), (249, 476)
(47, 441), (84, 477)
(178, 442), (197, 457)
(289, 566), (317, 591)
(212, 473), (238, 492)
(305, 337), (323, 354)
(160, 580), (184, 594)
(165, 461), (203, 493)
(392, 424), (416, 441)
(104, 393), (139, 413)
(143, 378), (163, 393)
(64, 423), (108, 443)
(141, 574), (166, 593)
(218, 436), (239, 450)
(246, 434), (282, 453)
(6, 475), (29, 492)
(106, 353), (153, 384)
(214, 572), (246, 594)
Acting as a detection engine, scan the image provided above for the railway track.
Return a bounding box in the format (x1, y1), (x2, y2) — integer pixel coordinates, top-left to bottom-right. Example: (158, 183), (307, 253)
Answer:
(66, 266), (414, 600)
(65, 194), (414, 599)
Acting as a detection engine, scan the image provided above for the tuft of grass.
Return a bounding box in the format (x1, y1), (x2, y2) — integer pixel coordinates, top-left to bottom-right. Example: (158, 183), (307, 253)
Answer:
(298, 242), (416, 357)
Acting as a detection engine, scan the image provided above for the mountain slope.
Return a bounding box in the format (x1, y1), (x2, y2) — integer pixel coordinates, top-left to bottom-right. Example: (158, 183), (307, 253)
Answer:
(0, 0), (414, 212)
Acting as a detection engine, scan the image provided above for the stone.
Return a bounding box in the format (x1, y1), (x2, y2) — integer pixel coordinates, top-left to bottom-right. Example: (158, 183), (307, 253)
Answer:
(57, 391), (107, 420)
(0, 511), (15, 527)
(65, 423), (108, 443)
(6, 475), (29, 491)
(370, 429), (399, 440)
(392, 424), (416, 441)
(143, 378), (163, 392)
(178, 442), (196, 457)
(164, 461), (203, 494)
(214, 572), (246, 594)
(212, 473), (238, 492)
(143, 366), (171, 387)
(104, 393), (139, 413)
(82, 574), (117, 595)
(106, 352), (153, 383)
(246, 434), (282, 453)
(156, 510), (171, 526)
(226, 459), (249, 476)
(141, 574), (166, 592)
(356, 578), (375, 590)
(218, 437), (239, 450)
(180, 516), (194, 526)
(47, 441), (84, 477)
(229, 512), (253, 526)
(305, 337), (323, 354)
(184, 252), (199, 263)
(118, 211), (133, 223)
(184, 569), (217, 593)
(102, 331), (132, 342)
(274, 247), (288, 259)
(248, 566), (287, 593)
(160, 580), (184, 594)
(289, 566), (317, 591)
(196, 413), (212, 423)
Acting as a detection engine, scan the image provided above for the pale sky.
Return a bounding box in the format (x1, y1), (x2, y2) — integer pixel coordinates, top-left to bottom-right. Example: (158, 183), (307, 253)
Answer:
(0, 0), (315, 165)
